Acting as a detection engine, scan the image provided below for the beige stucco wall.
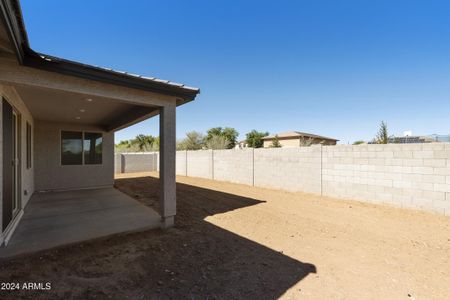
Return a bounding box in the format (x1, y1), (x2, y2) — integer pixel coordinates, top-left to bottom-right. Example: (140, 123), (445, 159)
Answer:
(263, 137), (337, 148)
(34, 121), (114, 191)
(263, 138), (299, 148)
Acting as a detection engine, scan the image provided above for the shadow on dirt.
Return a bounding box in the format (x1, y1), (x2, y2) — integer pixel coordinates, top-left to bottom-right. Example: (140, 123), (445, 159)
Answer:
(0, 175), (316, 299)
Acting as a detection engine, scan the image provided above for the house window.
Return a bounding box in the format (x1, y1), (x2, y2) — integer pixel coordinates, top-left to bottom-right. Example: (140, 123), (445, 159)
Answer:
(26, 122), (32, 169)
(61, 131), (103, 165)
(84, 132), (103, 165)
(61, 131), (83, 165)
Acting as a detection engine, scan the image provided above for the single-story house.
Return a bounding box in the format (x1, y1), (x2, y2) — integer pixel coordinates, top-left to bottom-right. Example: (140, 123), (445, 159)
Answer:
(262, 131), (338, 147)
(0, 0), (199, 248)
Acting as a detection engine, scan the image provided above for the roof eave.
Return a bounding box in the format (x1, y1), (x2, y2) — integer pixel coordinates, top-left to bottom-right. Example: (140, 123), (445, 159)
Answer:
(24, 51), (200, 102)
(0, 0), (28, 63)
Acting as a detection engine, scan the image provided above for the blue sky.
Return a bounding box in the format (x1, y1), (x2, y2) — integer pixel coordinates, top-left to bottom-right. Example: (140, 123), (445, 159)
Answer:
(21, 0), (450, 144)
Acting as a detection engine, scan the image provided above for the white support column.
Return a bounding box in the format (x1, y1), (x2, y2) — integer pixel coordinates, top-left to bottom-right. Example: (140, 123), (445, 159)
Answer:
(159, 104), (176, 228)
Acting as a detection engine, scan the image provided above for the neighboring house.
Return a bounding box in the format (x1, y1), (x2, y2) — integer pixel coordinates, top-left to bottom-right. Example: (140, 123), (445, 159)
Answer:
(262, 131), (338, 147)
(0, 0), (199, 247)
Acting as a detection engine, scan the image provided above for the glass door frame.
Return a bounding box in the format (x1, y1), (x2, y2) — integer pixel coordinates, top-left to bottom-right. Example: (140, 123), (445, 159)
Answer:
(11, 109), (21, 218)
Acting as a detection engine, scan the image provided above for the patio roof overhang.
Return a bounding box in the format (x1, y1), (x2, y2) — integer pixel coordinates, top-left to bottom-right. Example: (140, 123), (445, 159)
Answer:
(15, 84), (160, 132)
(0, 52), (170, 131)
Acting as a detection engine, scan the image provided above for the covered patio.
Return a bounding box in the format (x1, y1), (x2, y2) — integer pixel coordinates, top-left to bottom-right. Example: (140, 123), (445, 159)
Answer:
(0, 187), (160, 258)
(0, 0), (200, 251)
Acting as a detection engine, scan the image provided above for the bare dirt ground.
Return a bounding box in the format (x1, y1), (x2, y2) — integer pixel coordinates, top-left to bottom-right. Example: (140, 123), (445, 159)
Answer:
(1, 172), (449, 299)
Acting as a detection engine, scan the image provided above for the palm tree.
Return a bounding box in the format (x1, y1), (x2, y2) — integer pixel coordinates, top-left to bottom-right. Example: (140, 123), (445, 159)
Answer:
(133, 134), (154, 151)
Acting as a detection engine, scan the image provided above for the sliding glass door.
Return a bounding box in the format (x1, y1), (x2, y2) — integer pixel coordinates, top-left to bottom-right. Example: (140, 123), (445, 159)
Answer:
(12, 110), (20, 217)
(2, 99), (20, 231)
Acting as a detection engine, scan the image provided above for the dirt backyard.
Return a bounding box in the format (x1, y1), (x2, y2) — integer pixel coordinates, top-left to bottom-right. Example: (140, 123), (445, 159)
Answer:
(0, 172), (449, 299)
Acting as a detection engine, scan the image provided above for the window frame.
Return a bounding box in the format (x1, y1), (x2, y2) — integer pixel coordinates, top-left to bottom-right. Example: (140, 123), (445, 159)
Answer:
(26, 122), (32, 169)
(60, 130), (104, 166)
(83, 131), (103, 165)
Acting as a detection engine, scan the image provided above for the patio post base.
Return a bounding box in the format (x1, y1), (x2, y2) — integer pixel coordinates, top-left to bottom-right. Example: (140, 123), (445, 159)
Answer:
(161, 216), (175, 229)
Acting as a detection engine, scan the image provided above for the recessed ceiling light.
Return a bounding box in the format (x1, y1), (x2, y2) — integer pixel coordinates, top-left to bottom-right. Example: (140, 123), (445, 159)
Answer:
(85, 98), (93, 102)
(75, 116), (81, 120)
(79, 109), (86, 113)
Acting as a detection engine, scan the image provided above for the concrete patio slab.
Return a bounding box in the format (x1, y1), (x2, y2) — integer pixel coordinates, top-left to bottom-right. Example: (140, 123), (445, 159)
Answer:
(0, 187), (161, 259)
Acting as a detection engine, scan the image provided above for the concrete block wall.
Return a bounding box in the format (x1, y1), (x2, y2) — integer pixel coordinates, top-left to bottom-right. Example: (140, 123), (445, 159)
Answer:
(114, 143), (450, 215)
(115, 153), (158, 173)
(114, 153), (123, 174)
(186, 150), (213, 179)
(176, 150), (187, 176)
(322, 143), (450, 215)
(213, 149), (254, 185)
(254, 147), (322, 194)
